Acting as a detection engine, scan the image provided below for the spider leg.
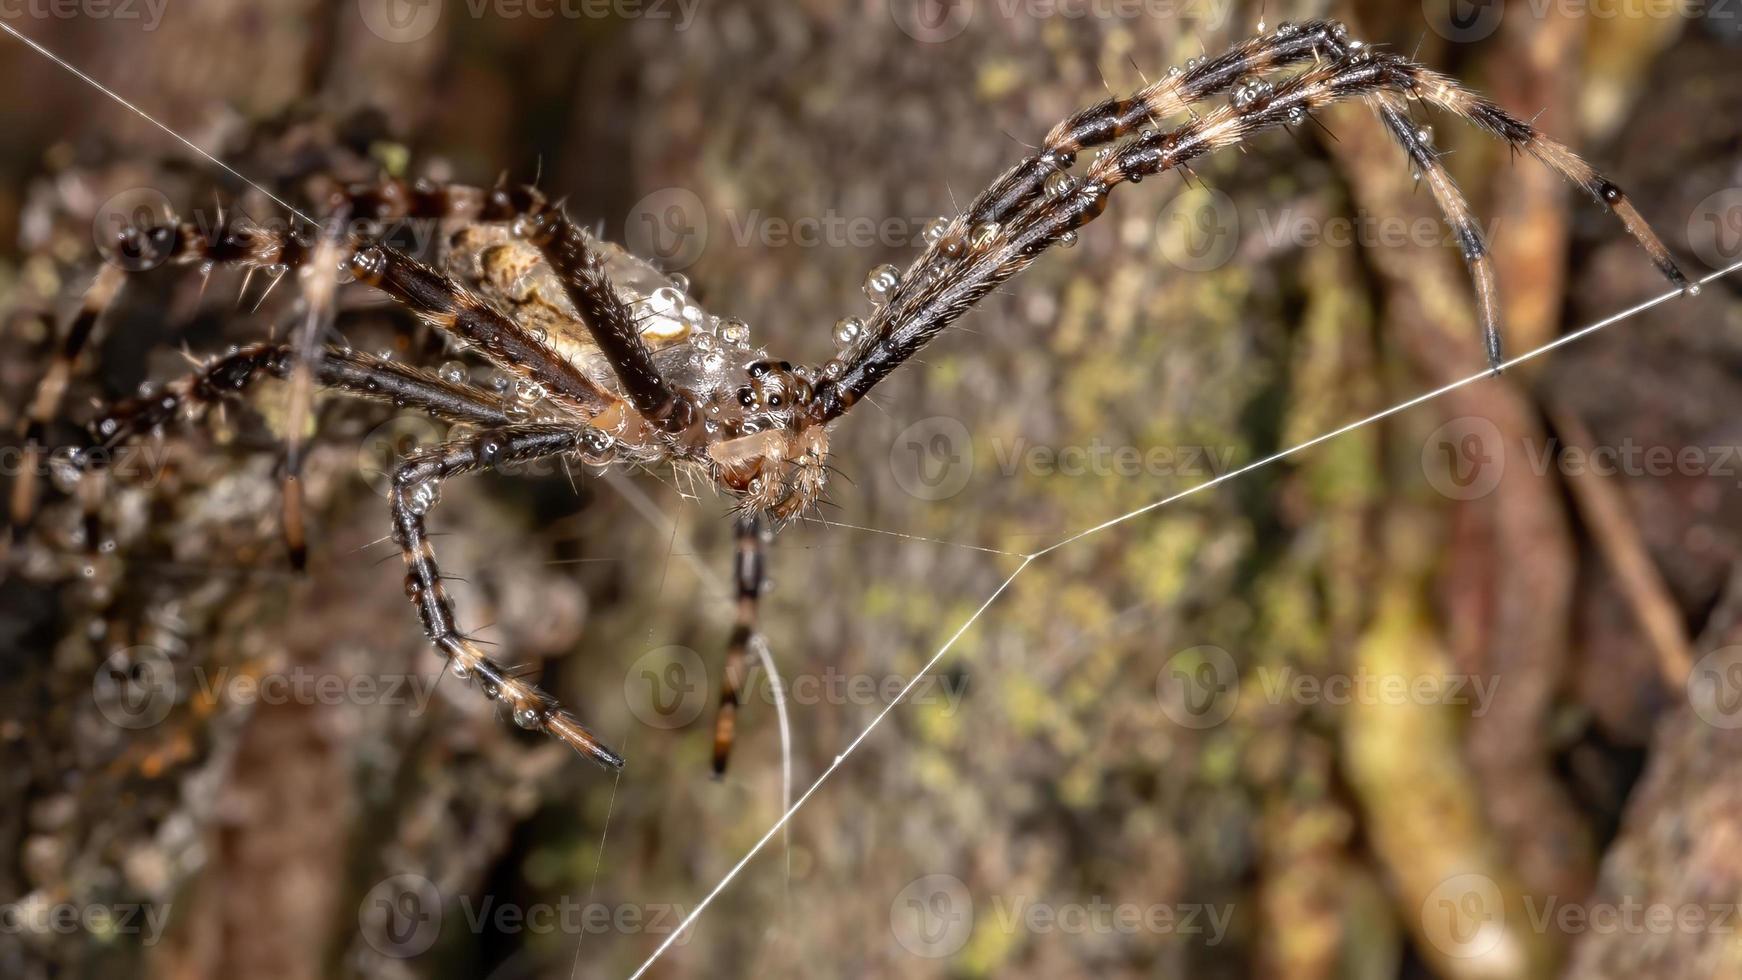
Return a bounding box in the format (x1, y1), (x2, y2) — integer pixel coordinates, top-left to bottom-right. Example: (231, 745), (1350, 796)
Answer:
(85, 343), (516, 452)
(65, 342), (516, 587)
(389, 422), (625, 769)
(516, 206), (693, 432)
(810, 44), (1688, 419)
(346, 242), (622, 419)
(1390, 61), (1692, 292)
(280, 228), (348, 570)
(4, 266), (125, 569)
(960, 19), (1351, 232)
(711, 511), (766, 776)
(1369, 92), (1503, 370)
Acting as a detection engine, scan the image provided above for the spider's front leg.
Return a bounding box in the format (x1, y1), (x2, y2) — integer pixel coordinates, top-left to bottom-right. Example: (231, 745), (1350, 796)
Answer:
(390, 423), (626, 769)
(808, 40), (1691, 420)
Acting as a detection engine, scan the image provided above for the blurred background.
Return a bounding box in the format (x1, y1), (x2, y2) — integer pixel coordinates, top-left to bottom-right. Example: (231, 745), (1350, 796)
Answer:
(2, 0), (1741, 977)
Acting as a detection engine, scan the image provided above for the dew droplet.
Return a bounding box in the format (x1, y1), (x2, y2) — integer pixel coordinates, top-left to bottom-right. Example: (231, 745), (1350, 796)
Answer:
(513, 705), (544, 729)
(1059, 230), (1079, 249)
(668, 272), (690, 293)
(514, 379), (546, 404)
(450, 660), (471, 680)
(719, 317), (751, 346)
(967, 222), (1000, 252)
(438, 360), (468, 385)
(1231, 77), (1272, 112)
(923, 217), (951, 244)
(405, 481), (439, 516)
(1415, 125), (1435, 147)
(863, 264), (901, 304)
(693, 332), (716, 351)
(821, 358), (845, 380)
(49, 455), (83, 494)
(832, 316), (864, 348)
(1044, 171), (1075, 201)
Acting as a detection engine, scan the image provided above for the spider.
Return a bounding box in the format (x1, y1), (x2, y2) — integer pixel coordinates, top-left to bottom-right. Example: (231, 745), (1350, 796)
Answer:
(7, 19), (1693, 774)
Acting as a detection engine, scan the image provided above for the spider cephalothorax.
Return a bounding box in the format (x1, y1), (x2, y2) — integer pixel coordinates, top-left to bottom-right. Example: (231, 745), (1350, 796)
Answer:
(9, 19), (1694, 774)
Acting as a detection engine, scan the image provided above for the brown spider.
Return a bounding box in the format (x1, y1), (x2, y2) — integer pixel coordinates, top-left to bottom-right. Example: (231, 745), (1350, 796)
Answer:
(8, 19), (1693, 773)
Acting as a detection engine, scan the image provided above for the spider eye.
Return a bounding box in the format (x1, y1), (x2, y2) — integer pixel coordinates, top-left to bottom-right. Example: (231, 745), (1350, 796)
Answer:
(766, 394), (781, 407)
(737, 387), (756, 407)
(747, 361), (770, 378)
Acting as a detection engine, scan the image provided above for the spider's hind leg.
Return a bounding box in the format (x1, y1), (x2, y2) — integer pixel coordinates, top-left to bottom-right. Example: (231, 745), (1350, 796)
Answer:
(389, 423), (625, 769)
(712, 512), (767, 776)
(4, 265), (125, 574)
